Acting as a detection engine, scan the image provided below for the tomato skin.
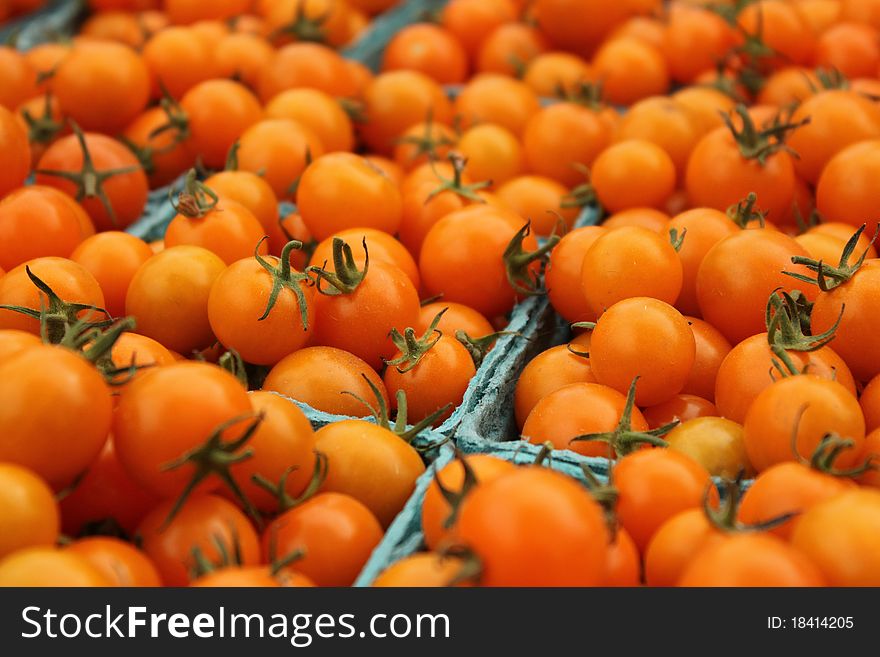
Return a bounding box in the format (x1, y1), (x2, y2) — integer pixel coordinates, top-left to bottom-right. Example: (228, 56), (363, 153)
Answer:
(643, 395), (717, 430)
(237, 119), (326, 201)
(663, 4), (735, 84)
(315, 420), (425, 528)
(0, 463), (59, 559)
(137, 494), (260, 587)
(454, 73), (541, 138)
(142, 26), (216, 100)
(421, 455), (516, 552)
(232, 392), (316, 514)
(262, 493), (383, 587)
(615, 449), (714, 553)
(664, 416), (751, 478)
(0, 346), (111, 489)
(60, 441), (159, 537)
(457, 467), (608, 586)
(71, 231), (152, 318)
(53, 40), (150, 133)
(416, 302), (494, 340)
(522, 382), (649, 457)
(0, 46), (38, 110)
(0, 547), (113, 587)
(382, 23), (469, 85)
(125, 245), (226, 355)
(743, 376), (865, 474)
(714, 334), (857, 424)
(420, 205), (538, 319)
(0, 329), (41, 361)
(0, 105), (32, 199)
(67, 537), (161, 587)
(110, 332), (176, 394)
(861, 377), (880, 434)
(533, 0), (633, 53)
(373, 553), (469, 587)
(191, 568), (278, 587)
(686, 126), (796, 222)
(523, 51), (592, 98)
(122, 107), (194, 188)
(545, 226), (605, 324)
(678, 534), (825, 587)
(265, 88), (354, 154)
(263, 346), (389, 417)
(514, 345), (597, 429)
(810, 260), (880, 383)
(522, 102), (612, 187)
(179, 79), (262, 170)
(592, 37), (669, 106)
(592, 139), (676, 213)
(0, 256), (105, 335)
(679, 317), (730, 402)
(313, 261), (420, 371)
(581, 226), (683, 315)
(476, 23), (548, 77)
(298, 153), (403, 241)
(644, 509), (722, 587)
(859, 429), (880, 488)
(738, 462), (854, 540)
(35, 131), (149, 232)
(496, 175), (579, 237)
(695, 230), (814, 346)
(113, 361), (254, 500)
(590, 297), (695, 407)
(258, 43), (358, 104)
(603, 527), (640, 587)
(456, 123), (524, 188)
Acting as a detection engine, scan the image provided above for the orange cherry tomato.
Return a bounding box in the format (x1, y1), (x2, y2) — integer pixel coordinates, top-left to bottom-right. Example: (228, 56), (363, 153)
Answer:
(71, 231), (153, 318)
(514, 345), (597, 429)
(0, 547), (112, 586)
(0, 105), (31, 199)
(382, 22), (469, 85)
(454, 73), (541, 138)
(0, 463), (59, 559)
(67, 537), (161, 587)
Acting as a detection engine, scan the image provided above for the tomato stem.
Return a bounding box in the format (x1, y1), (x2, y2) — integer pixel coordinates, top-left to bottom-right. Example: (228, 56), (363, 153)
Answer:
(504, 221), (559, 297)
(385, 308), (446, 373)
(785, 224), (879, 291)
(253, 237), (313, 331)
(424, 153), (491, 204)
(252, 451), (329, 514)
(308, 237), (368, 296)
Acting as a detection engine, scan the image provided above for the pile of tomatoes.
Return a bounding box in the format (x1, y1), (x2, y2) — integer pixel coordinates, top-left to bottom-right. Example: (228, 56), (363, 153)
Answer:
(2, 0), (880, 588)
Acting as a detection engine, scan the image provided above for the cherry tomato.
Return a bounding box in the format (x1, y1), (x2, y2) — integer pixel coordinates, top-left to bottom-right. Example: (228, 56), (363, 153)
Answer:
(142, 26), (216, 100)
(0, 547), (112, 587)
(454, 73), (541, 138)
(0, 463), (58, 559)
(644, 508), (722, 587)
(496, 175), (579, 237)
(373, 553), (470, 587)
(71, 231), (152, 318)
(122, 107), (194, 189)
(0, 105), (31, 199)
(264, 88), (354, 154)
(592, 37), (669, 106)
(382, 23), (468, 85)
(67, 537), (161, 587)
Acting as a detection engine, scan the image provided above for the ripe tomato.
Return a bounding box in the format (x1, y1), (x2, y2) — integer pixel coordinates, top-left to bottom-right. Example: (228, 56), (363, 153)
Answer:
(0, 345), (111, 489)
(416, 302), (494, 340)
(644, 508), (722, 587)
(315, 420), (425, 527)
(258, 43), (358, 103)
(679, 533), (825, 586)
(262, 492), (383, 587)
(0, 548), (112, 587)
(737, 0), (815, 66)
(373, 553), (470, 587)
(298, 153), (403, 241)
(457, 124), (524, 188)
(179, 79), (262, 170)
(0, 329), (41, 361)
(663, 4), (735, 84)
(122, 107), (195, 188)
(602, 208), (669, 232)
(715, 333), (856, 424)
(440, 0), (516, 58)
(667, 208), (738, 317)
(262, 0), (351, 49)
(858, 429), (880, 488)
(757, 67), (820, 107)
(522, 382), (649, 457)
(615, 97), (700, 177)
(615, 448), (714, 552)
(191, 567), (290, 587)
(236, 119), (325, 201)
(672, 86), (736, 137)
(603, 526), (640, 587)
(0, 186), (94, 272)
(382, 23), (468, 84)
(592, 37), (669, 106)
(743, 375), (865, 474)
(421, 454), (515, 551)
(592, 139), (676, 213)
(816, 22), (880, 81)
(165, 0), (251, 24)
(420, 205), (539, 319)
(581, 226), (683, 314)
(456, 466), (608, 586)
(810, 260), (880, 382)
(522, 102), (612, 187)
(137, 494), (260, 586)
(861, 377), (880, 434)
(142, 26), (216, 100)
(496, 175), (579, 237)
(67, 537), (161, 587)
(0, 46), (38, 110)
(0, 256), (105, 336)
(514, 345), (597, 429)
(476, 23), (548, 76)
(114, 361), (254, 501)
(0, 463), (58, 559)
(522, 51), (592, 98)
(544, 225), (604, 323)
(791, 489), (880, 586)
(264, 346), (389, 417)
(819, 141), (880, 235)
(665, 416), (751, 478)
(533, 0), (633, 53)
(109, 332), (176, 393)
(643, 394), (718, 430)
(590, 298), (695, 406)
(71, 231), (152, 318)
(53, 40), (149, 132)
(125, 245), (226, 355)
(35, 130), (149, 232)
(264, 88), (354, 154)
(695, 230), (813, 345)
(215, 32), (275, 92)
(310, 228), (419, 289)
(0, 105), (31, 199)
(454, 73), (541, 138)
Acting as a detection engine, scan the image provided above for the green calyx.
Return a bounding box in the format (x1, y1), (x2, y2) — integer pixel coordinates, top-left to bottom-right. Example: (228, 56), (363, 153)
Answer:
(561, 163), (598, 210)
(189, 531), (246, 579)
(455, 329), (520, 368)
(225, 141), (240, 171)
(727, 192), (766, 229)
(252, 451), (329, 514)
(149, 82), (191, 143)
(60, 316), (151, 386)
(504, 221), (560, 297)
(568, 377), (676, 458)
(20, 93), (62, 147)
(307, 237), (368, 296)
(344, 374), (451, 448)
(785, 224), (878, 292)
(161, 413), (265, 528)
(721, 105), (808, 165)
(425, 153), (491, 204)
(34, 121), (140, 226)
(433, 448), (479, 534)
(668, 227), (687, 252)
(0, 266), (110, 345)
(393, 108), (457, 166)
(218, 348), (249, 389)
(764, 289), (842, 378)
(172, 168), (220, 218)
(270, 0), (329, 43)
(384, 309), (445, 373)
(579, 465), (620, 539)
(704, 473), (797, 534)
(254, 237), (312, 331)
(803, 433), (878, 479)
(558, 80), (605, 109)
